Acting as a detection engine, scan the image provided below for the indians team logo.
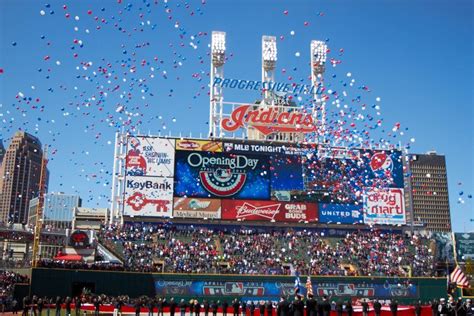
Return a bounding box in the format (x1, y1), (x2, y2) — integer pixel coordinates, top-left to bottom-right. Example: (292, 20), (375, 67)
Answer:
(187, 152), (259, 197)
(369, 152), (393, 179)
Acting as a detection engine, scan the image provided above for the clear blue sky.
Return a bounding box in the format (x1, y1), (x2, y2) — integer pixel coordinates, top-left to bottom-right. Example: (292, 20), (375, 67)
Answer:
(0, 0), (472, 231)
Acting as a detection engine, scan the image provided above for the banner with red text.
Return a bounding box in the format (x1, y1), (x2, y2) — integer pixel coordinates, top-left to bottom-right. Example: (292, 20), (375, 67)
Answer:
(221, 200), (318, 222)
(363, 188), (406, 225)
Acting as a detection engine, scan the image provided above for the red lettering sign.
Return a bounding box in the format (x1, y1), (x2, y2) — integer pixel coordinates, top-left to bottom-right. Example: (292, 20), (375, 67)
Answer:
(221, 105), (317, 135)
(221, 200), (318, 222)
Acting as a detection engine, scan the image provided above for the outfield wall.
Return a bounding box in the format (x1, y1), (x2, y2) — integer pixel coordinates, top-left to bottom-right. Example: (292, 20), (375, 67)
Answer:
(30, 268), (446, 303)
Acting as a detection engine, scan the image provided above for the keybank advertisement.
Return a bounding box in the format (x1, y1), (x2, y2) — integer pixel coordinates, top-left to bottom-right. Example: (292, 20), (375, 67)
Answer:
(221, 200), (318, 222)
(123, 176), (173, 217)
(126, 136), (175, 177)
(174, 151), (270, 200)
(363, 188), (406, 225)
(319, 203), (364, 224)
(155, 280), (418, 298)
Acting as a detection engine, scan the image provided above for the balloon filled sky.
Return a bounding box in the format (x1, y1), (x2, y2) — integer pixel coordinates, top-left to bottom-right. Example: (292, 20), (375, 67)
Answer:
(0, 0), (472, 231)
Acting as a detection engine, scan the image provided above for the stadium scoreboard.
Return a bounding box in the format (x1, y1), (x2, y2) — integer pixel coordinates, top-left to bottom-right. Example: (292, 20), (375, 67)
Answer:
(122, 136), (406, 225)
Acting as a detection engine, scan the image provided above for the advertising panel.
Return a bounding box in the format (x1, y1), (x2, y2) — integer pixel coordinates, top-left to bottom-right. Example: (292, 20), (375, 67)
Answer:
(176, 139), (223, 152)
(155, 280), (418, 299)
(363, 188), (406, 225)
(221, 200), (318, 222)
(174, 151), (270, 200)
(124, 176), (173, 217)
(318, 203), (364, 224)
(173, 197), (221, 219)
(125, 136), (175, 177)
(454, 233), (474, 262)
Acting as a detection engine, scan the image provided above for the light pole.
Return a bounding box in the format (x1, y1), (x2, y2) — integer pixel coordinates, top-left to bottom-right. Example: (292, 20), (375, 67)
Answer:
(310, 40), (327, 143)
(210, 31), (226, 138)
(262, 35), (277, 104)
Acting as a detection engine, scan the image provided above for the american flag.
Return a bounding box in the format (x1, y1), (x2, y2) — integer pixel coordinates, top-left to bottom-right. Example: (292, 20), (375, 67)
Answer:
(450, 265), (470, 288)
(305, 276), (313, 296)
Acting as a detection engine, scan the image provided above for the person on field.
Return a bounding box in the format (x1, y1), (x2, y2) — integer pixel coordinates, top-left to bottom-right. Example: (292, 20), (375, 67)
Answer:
(249, 302), (255, 316)
(135, 299), (142, 316)
(55, 297), (62, 316)
(259, 302), (265, 316)
(373, 300), (382, 316)
(211, 301), (218, 316)
(345, 300), (353, 316)
(222, 301), (228, 316)
(170, 298), (177, 316)
(361, 299), (369, 316)
(232, 299), (240, 316)
(390, 300), (398, 316)
(179, 299), (187, 316)
(306, 295), (316, 316)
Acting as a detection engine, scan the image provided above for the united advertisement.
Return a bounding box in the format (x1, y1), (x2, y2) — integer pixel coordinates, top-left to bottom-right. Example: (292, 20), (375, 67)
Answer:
(363, 188), (406, 225)
(173, 197), (221, 219)
(319, 203), (364, 224)
(125, 136), (175, 177)
(221, 200), (318, 222)
(154, 279), (418, 299)
(174, 151), (270, 200)
(123, 176), (174, 217)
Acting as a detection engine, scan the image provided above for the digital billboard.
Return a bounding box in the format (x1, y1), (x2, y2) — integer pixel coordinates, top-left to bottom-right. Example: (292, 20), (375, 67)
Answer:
(121, 136), (406, 225)
(155, 279), (418, 299)
(174, 150), (271, 200)
(221, 200), (318, 222)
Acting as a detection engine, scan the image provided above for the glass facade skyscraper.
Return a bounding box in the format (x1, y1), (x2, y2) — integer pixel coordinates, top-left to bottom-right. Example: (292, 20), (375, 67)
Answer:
(28, 192), (82, 229)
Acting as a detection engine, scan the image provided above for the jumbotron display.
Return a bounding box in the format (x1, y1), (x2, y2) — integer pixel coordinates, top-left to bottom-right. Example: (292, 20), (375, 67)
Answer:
(123, 136), (406, 225)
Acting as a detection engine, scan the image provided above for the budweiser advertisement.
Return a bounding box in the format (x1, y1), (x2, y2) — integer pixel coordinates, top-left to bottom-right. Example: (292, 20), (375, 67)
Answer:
(125, 136), (175, 177)
(221, 105), (317, 135)
(176, 139), (223, 152)
(363, 188), (406, 225)
(221, 200), (318, 222)
(173, 197), (221, 219)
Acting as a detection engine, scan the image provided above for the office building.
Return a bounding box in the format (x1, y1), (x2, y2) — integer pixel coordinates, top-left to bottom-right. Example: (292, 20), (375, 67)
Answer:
(405, 151), (452, 232)
(28, 192), (82, 229)
(0, 131), (48, 224)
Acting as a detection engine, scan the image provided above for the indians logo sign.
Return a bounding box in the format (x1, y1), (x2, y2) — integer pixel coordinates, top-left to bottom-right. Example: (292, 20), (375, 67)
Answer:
(221, 105), (316, 135)
(187, 153), (258, 197)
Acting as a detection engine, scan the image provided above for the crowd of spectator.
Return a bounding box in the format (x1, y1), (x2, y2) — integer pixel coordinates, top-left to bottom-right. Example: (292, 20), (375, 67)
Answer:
(94, 223), (435, 277)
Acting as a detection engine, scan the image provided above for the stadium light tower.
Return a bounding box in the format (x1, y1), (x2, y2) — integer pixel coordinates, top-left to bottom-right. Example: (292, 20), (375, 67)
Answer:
(262, 36), (277, 103)
(310, 40), (327, 143)
(209, 31), (226, 138)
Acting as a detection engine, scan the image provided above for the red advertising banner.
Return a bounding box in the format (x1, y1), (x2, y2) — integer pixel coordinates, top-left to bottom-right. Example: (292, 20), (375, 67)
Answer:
(221, 200), (318, 222)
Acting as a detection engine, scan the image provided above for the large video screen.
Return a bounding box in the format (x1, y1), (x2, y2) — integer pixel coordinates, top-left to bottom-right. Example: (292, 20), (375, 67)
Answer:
(123, 137), (405, 225)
